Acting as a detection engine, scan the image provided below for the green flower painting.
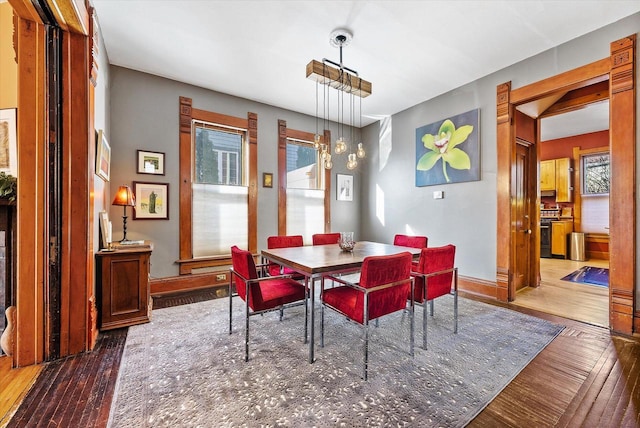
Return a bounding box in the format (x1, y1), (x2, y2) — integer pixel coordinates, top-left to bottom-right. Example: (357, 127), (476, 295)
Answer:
(415, 109), (480, 186)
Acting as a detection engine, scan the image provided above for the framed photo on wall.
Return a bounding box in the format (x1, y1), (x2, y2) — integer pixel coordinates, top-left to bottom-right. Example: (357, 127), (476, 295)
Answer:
(0, 108), (17, 177)
(263, 172), (273, 188)
(336, 174), (353, 201)
(137, 150), (165, 175)
(133, 181), (169, 219)
(96, 129), (111, 181)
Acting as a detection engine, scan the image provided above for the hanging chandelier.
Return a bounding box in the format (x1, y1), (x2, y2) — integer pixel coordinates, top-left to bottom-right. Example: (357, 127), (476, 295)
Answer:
(306, 29), (372, 170)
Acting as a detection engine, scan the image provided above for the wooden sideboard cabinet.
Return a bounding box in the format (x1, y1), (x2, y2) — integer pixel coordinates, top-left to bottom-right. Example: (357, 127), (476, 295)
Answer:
(96, 243), (152, 330)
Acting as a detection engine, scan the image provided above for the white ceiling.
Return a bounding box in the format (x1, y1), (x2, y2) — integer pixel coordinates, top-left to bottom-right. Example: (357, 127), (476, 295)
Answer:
(92, 1), (639, 133)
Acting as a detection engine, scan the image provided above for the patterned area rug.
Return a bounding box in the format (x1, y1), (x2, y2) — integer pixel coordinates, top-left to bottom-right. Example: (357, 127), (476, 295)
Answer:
(108, 296), (563, 427)
(561, 266), (609, 287)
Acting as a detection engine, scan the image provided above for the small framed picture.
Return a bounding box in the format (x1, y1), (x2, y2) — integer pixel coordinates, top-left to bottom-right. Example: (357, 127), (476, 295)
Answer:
(133, 181), (169, 219)
(0, 108), (18, 177)
(263, 172), (273, 188)
(337, 174), (353, 201)
(137, 150), (165, 175)
(96, 129), (111, 181)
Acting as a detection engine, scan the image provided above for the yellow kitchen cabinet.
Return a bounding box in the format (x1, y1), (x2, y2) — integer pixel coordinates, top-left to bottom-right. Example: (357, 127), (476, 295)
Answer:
(551, 220), (573, 258)
(540, 158), (572, 202)
(540, 160), (555, 191)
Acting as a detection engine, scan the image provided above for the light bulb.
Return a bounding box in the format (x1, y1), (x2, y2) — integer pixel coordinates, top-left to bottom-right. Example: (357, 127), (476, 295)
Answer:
(324, 154), (333, 169)
(346, 153), (358, 170)
(313, 134), (321, 150)
(356, 143), (366, 158)
(335, 137), (347, 154)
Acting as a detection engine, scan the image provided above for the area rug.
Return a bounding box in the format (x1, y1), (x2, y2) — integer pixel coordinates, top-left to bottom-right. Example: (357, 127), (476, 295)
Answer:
(561, 266), (609, 287)
(108, 296), (563, 427)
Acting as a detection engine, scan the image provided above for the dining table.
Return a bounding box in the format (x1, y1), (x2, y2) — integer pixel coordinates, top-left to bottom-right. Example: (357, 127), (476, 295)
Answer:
(260, 241), (422, 363)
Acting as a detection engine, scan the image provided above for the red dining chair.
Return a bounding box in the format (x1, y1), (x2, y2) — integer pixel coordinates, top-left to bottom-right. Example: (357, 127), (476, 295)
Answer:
(312, 232), (341, 245)
(266, 235), (305, 279)
(411, 244), (457, 350)
(229, 245), (307, 361)
(394, 234), (427, 269)
(394, 234), (428, 248)
(320, 252), (414, 380)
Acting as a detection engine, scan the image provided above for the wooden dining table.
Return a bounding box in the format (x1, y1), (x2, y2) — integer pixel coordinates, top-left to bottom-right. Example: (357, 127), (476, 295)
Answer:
(261, 241), (422, 363)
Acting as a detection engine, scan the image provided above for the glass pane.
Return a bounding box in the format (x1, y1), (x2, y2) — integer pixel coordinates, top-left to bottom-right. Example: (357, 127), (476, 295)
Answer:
(195, 127), (243, 185)
(286, 142), (319, 189)
(582, 153), (610, 195)
(286, 188), (324, 245)
(192, 183), (248, 257)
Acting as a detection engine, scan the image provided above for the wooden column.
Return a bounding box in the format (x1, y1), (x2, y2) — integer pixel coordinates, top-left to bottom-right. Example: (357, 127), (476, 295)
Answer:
(495, 82), (512, 302)
(609, 35), (636, 334)
(247, 112), (257, 254)
(277, 119), (287, 236)
(178, 96), (193, 265)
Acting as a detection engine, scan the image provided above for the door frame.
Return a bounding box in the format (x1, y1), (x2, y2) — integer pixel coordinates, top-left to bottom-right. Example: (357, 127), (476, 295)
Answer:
(496, 35), (636, 334)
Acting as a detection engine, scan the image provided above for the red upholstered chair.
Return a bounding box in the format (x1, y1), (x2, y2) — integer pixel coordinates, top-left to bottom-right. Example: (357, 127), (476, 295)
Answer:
(394, 234), (428, 248)
(312, 232), (341, 245)
(229, 245), (307, 361)
(393, 234), (427, 269)
(320, 252), (414, 380)
(411, 244), (457, 350)
(266, 235), (304, 279)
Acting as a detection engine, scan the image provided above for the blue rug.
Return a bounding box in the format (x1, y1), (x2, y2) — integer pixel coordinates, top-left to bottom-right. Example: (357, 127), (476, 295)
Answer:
(561, 266), (609, 287)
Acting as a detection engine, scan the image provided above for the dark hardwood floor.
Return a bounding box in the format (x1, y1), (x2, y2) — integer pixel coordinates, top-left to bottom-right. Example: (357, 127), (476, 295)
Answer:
(5, 288), (640, 427)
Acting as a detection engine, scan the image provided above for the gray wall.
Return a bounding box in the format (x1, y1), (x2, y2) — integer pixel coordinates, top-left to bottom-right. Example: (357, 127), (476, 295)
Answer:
(360, 14), (640, 286)
(109, 67), (360, 278)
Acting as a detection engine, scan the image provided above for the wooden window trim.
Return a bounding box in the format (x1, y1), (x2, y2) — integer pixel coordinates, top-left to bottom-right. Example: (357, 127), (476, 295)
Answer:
(178, 97), (257, 275)
(277, 120), (331, 235)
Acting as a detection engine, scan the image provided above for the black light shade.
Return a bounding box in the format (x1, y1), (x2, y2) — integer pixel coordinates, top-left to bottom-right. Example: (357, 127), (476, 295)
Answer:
(112, 185), (135, 242)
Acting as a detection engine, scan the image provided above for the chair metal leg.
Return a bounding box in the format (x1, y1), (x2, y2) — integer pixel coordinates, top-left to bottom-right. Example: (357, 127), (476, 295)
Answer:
(321, 304), (325, 348)
(245, 299), (250, 362)
(304, 278), (309, 344)
(279, 307), (284, 321)
(423, 299), (428, 350)
(454, 291), (458, 334)
(429, 299), (434, 316)
(410, 298), (415, 357)
(363, 322), (369, 381)
(229, 275), (233, 335)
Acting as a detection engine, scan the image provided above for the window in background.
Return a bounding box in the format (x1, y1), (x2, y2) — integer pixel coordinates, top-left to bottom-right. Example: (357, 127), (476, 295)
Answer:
(582, 152), (610, 195)
(286, 138), (325, 244)
(192, 121), (248, 257)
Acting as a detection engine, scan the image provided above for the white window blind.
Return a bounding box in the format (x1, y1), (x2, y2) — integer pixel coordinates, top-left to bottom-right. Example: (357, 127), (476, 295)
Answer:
(286, 188), (324, 245)
(192, 183), (248, 257)
(581, 195), (609, 234)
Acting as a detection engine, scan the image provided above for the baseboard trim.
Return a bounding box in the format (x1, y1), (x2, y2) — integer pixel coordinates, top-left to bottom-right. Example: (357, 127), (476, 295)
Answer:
(459, 275), (498, 299)
(150, 271), (229, 296)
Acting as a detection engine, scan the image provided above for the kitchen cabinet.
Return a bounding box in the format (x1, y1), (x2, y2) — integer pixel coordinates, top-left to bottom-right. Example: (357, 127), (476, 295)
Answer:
(96, 243), (152, 330)
(540, 160), (556, 191)
(551, 220), (573, 259)
(540, 158), (572, 202)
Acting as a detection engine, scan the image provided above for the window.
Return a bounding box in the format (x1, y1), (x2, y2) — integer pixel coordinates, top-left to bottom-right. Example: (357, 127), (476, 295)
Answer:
(178, 96), (257, 274)
(582, 152), (610, 195)
(285, 138), (325, 243)
(277, 120), (330, 243)
(192, 123), (248, 257)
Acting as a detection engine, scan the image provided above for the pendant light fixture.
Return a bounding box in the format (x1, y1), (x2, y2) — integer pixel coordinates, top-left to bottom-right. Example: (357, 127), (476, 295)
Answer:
(307, 28), (371, 170)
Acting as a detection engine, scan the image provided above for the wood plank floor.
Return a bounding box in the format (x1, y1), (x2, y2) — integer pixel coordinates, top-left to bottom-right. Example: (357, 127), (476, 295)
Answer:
(2, 287), (639, 427)
(514, 258), (609, 327)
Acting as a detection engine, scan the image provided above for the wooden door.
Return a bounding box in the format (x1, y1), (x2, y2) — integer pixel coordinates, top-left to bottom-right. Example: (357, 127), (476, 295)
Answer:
(514, 143), (532, 292)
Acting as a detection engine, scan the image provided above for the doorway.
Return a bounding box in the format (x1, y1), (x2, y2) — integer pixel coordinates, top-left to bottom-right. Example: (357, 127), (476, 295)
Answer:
(496, 35), (636, 335)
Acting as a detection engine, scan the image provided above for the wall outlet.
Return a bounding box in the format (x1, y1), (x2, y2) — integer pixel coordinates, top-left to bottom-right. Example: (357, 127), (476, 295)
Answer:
(433, 190), (444, 199)
(216, 274), (226, 281)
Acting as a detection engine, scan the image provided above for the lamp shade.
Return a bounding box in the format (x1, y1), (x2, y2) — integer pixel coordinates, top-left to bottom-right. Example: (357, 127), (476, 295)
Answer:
(112, 185), (135, 207)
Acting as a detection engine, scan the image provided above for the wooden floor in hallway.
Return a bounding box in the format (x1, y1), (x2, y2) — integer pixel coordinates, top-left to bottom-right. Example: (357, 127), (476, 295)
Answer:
(513, 257), (609, 327)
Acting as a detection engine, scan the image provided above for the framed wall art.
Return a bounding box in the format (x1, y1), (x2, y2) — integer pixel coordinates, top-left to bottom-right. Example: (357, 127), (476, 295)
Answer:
(96, 129), (111, 181)
(137, 150), (165, 175)
(263, 172), (273, 188)
(336, 174), (353, 201)
(0, 108), (18, 177)
(133, 181), (169, 219)
(415, 108), (480, 187)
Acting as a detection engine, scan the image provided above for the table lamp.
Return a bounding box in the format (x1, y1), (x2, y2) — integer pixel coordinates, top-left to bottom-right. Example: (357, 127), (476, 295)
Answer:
(112, 185), (135, 242)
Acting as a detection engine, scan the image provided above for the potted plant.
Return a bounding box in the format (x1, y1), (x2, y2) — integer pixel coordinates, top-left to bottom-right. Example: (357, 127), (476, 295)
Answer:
(0, 172), (17, 202)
